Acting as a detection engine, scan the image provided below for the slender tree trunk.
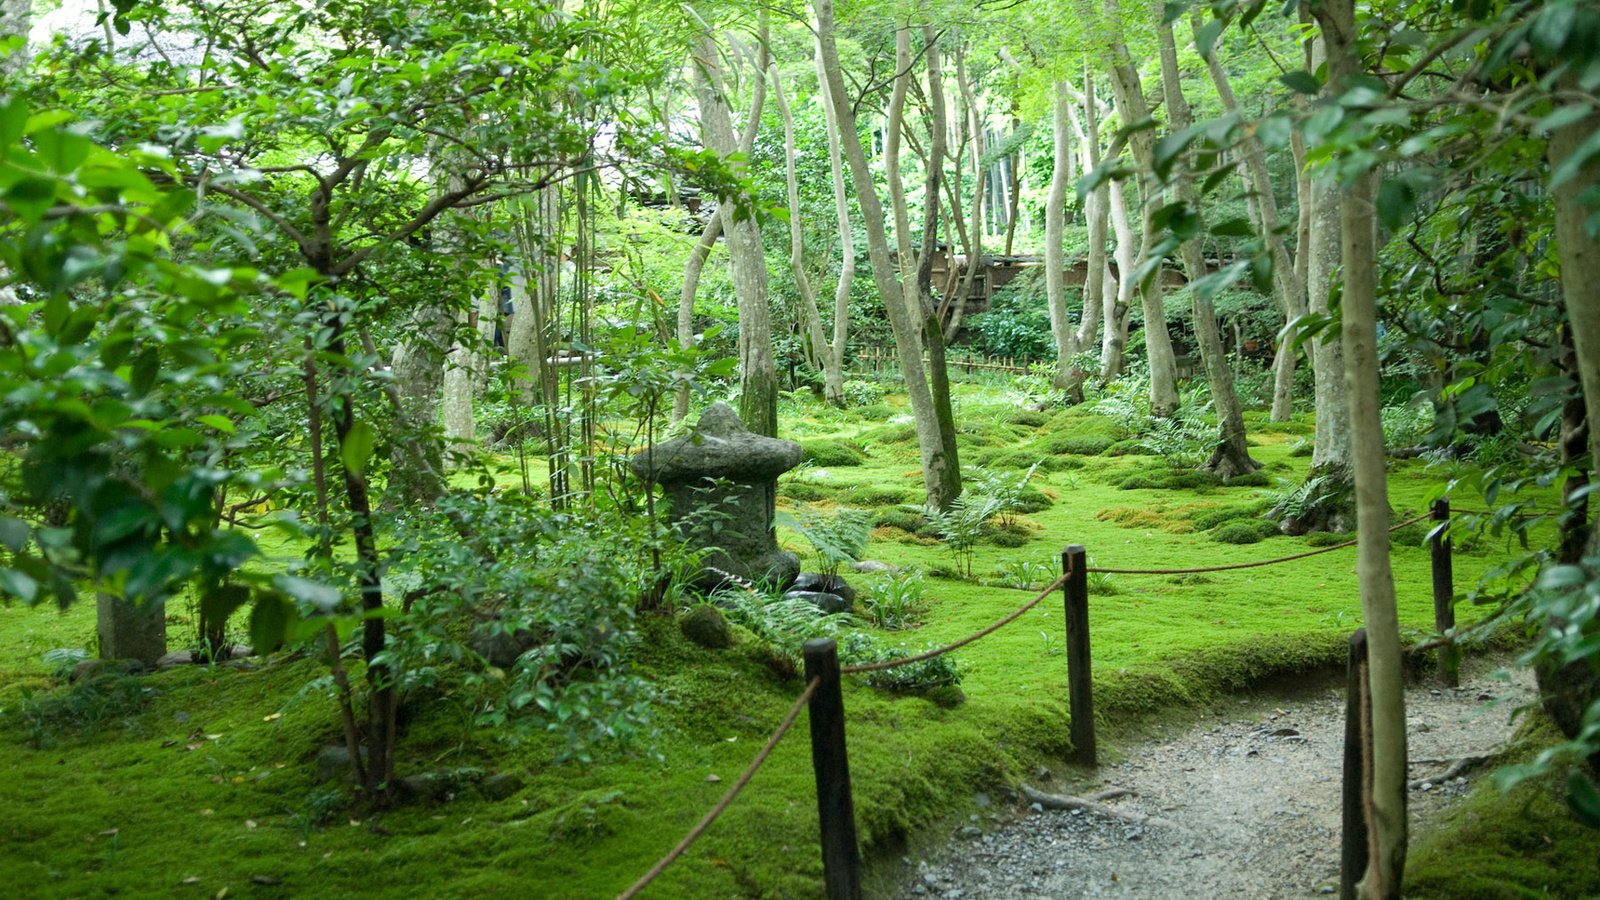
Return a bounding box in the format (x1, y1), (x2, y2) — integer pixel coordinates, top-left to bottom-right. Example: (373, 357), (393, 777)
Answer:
(1316, 2), (1406, 894)
(816, 33), (856, 405)
(1076, 73), (1108, 396)
(1199, 18), (1307, 422)
(1103, 0), (1179, 416)
(694, 28), (777, 436)
(1294, 32), (1355, 534)
(1159, 23), (1257, 478)
(953, 44), (986, 341)
(1045, 81), (1080, 390)
(815, 0), (960, 510)
(773, 64), (849, 405)
(1101, 178), (1135, 383)
(672, 215), (722, 422)
(1550, 75), (1600, 555)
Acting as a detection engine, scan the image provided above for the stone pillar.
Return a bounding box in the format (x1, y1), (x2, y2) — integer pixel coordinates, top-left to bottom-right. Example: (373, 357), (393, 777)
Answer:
(631, 403), (803, 589)
(97, 593), (166, 665)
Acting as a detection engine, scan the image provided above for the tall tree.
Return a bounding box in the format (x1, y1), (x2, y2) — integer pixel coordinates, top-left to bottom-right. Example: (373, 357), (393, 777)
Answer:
(693, 25), (777, 436)
(1103, 0), (1181, 417)
(1313, 0), (1408, 893)
(815, 0), (961, 510)
(1158, 23), (1257, 478)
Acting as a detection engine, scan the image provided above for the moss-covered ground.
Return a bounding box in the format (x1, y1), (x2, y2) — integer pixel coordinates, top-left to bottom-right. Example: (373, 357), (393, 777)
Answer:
(0, 381), (1588, 897)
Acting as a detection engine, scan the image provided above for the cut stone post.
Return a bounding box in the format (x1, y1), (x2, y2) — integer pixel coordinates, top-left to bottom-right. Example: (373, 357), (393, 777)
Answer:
(97, 592), (166, 664)
(631, 403), (803, 589)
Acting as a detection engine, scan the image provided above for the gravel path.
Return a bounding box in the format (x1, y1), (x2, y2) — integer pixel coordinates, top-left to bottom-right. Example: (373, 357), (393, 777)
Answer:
(892, 660), (1535, 899)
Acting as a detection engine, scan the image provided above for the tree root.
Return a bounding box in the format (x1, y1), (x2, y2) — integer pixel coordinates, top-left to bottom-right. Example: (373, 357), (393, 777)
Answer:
(1020, 784), (1175, 828)
(1407, 753), (1492, 790)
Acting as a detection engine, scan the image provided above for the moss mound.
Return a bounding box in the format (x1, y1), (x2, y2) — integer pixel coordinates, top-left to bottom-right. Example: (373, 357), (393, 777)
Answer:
(801, 439), (868, 467)
(1039, 433), (1115, 456)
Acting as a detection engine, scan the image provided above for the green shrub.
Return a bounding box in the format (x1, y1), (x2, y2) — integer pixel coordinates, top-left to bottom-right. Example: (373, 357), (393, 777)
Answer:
(841, 379), (886, 406)
(800, 439), (867, 467)
(986, 528), (1032, 548)
(838, 632), (961, 692)
(861, 569), (928, 630)
(1212, 522), (1264, 544)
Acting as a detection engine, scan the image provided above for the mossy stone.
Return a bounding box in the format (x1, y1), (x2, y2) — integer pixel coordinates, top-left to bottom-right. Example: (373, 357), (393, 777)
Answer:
(680, 605), (732, 649)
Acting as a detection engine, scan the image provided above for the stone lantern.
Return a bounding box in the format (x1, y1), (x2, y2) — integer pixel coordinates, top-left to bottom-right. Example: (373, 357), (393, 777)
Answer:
(630, 403), (802, 589)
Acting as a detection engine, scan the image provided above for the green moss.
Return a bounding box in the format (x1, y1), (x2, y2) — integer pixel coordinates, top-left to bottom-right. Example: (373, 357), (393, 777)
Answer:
(1104, 439), (1153, 457)
(1211, 522), (1265, 544)
(1004, 409), (1050, 428)
(1406, 715), (1600, 899)
(862, 423), (917, 445)
(1305, 531), (1355, 547)
(779, 482), (836, 502)
(1225, 471), (1271, 487)
(1039, 433), (1114, 456)
(801, 438), (868, 467)
(875, 506), (929, 533)
(843, 485), (916, 506)
(1012, 487), (1054, 515)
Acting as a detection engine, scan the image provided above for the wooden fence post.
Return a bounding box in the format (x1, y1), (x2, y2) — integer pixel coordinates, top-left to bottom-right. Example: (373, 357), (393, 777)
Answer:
(1062, 545), (1096, 766)
(1341, 628), (1370, 900)
(1430, 499), (1458, 687)
(804, 638), (861, 900)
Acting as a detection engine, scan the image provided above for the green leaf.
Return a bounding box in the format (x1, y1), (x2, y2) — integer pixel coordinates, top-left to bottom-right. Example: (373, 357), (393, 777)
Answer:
(197, 414), (236, 434)
(201, 583), (252, 629)
(340, 421), (376, 476)
(249, 595), (292, 655)
(1376, 177), (1419, 231)
(0, 517), (28, 552)
(1567, 772), (1600, 829)
(272, 574), (343, 612)
(1194, 18), (1224, 59)
(0, 567), (39, 603)
(1279, 70), (1322, 94)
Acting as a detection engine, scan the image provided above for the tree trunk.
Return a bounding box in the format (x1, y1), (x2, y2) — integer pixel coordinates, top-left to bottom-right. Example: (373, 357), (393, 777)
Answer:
(772, 65), (847, 405)
(1103, 0), (1179, 416)
(952, 44), (986, 341)
(1045, 81), (1080, 390)
(1316, 1), (1407, 894)
(694, 28), (777, 436)
(672, 215), (722, 422)
(1295, 32), (1355, 535)
(815, 0), (960, 510)
(1075, 73), (1108, 398)
(1101, 178), (1135, 383)
(1159, 23), (1257, 478)
(816, 32), (856, 405)
(1199, 19), (1307, 423)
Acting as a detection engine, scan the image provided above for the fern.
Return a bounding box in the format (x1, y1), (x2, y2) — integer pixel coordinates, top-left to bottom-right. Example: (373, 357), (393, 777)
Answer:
(776, 504), (872, 577)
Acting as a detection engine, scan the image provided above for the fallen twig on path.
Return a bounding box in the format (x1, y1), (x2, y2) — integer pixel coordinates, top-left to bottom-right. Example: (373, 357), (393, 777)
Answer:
(1020, 784), (1174, 828)
(1407, 753), (1493, 790)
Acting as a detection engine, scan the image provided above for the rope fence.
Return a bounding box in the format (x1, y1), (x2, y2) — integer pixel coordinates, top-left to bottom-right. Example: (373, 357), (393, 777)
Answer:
(617, 676), (823, 900)
(617, 500), (1484, 898)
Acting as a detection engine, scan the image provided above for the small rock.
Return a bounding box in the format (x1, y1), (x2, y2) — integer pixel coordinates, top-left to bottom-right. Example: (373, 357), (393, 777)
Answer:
(1029, 802), (1043, 813)
(313, 745), (366, 784)
(479, 773), (524, 801)
(155, 650), (196, 671)
(705, 774), (722, 783)
(791, 573), (857, 605)
(1421, 782), (1433, 792)
(680, 605), (733, 649)
(1035, 765), (1053, 781)
(973, 791), (991, 808)
(851, 560), (896, 574)
(782, 590), (851, 614)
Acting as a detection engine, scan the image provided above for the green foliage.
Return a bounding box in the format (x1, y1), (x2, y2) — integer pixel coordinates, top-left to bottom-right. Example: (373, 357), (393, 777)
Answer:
(967, 270), (1058, 360)
(385, 494), (657, 763)
(861, 569), (928, 630)
(9, 676), (156, 749)
(840, 380), (887, 407)
(874, 506), (930, 533)
(1042, 433), (1115, 456)
(776, 504), (872, 578)
(927, 494), (1004, 579)
(1210, 520), (1278, 545)
(837, 632), (961, 692)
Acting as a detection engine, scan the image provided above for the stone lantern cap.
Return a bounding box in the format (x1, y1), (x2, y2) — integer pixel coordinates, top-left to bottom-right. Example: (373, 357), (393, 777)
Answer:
(630, 403), (802, 484)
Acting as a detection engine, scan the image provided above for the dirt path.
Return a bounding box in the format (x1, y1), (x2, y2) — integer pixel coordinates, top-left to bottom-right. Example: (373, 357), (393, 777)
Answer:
(892, 659), (1535, 899)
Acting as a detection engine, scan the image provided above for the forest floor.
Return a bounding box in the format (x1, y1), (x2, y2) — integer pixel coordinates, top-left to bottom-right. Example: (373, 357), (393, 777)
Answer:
(891, 657), (1536, 899)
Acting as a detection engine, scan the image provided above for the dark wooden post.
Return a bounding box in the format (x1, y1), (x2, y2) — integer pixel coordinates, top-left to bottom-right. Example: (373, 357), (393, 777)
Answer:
(1430, 499), (1459, 687)
(1062, 545), (1096, 766)
(1341, 629), (1370, 900)
(804, 639), (861, 900)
